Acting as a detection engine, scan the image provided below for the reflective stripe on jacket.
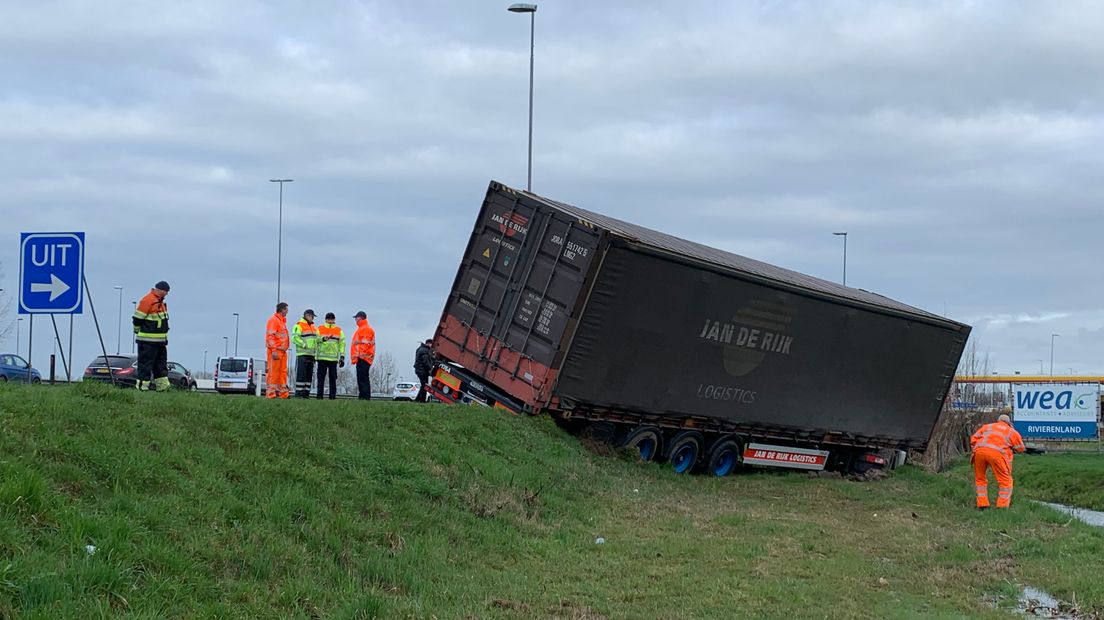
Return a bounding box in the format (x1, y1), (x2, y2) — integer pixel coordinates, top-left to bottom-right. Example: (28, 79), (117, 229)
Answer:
(316, 323), (345, 361)
(133, 290), (169, 343)
(292, 319), (318, 357)
(351, 319), (376, 365)
(970, 421), (1026, 461)
(266, 313), (290, 351)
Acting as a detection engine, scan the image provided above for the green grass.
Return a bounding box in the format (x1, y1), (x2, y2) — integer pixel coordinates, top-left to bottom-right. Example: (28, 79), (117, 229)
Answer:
(1, 382), (1103, 618)
(1012, 452), (1104, 511)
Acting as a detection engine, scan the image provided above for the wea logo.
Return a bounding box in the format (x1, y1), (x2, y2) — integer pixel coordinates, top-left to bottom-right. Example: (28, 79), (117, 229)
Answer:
(1012, 382), (1100, 440)
(1014, 390), (1096, 411)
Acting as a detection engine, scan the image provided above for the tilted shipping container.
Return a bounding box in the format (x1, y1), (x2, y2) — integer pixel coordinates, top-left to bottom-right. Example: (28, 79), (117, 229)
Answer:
(433, 181), (970, 452)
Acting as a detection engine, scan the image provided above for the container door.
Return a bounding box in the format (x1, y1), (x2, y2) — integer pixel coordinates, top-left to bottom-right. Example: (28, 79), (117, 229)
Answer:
(435, 183), (602, 409)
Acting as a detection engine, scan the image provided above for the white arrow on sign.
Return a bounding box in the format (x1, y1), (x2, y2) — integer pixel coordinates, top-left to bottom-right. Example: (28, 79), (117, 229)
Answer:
(31, 274), (71, 302)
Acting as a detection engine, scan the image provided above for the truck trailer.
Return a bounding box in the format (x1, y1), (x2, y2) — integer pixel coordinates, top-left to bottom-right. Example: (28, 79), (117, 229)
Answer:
(428, 181), (970, 475)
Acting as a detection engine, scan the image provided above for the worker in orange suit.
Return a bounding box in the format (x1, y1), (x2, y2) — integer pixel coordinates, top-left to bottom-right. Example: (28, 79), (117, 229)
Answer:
(350, 310), (377, 400)
(265, 302), (291, 399)
(970, 414), (1026, 509)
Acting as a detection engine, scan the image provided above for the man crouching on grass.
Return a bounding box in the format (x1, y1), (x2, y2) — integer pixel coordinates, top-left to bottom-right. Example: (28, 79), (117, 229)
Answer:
(970, 414), (1026, 510)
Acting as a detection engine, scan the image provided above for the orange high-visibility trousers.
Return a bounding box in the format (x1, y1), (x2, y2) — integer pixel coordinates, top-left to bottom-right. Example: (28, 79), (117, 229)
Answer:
(973, 447), (1014, 508)
(266, 350), (290, 399)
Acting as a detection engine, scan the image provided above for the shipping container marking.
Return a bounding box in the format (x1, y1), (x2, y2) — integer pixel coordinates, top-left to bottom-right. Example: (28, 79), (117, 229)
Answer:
(491, 212), (529, 237)
(742, 443), (829, 470)
(549, 233), (591, 259)
(699, 319), (794, 354)
(695, 383), (757, 404)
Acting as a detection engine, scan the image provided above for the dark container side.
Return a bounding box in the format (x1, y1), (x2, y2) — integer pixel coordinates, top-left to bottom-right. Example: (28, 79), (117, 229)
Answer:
(555, 240), (970, 449)
(434, 183), (604, 408)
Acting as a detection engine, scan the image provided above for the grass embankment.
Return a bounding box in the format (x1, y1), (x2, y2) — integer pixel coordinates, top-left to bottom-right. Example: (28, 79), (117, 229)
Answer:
(1, 383), (1103, 619)
(1014, 453), (1104, 512)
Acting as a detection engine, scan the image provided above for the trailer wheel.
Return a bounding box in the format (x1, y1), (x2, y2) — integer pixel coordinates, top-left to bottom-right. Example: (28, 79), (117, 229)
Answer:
(666, 431), (703, 474)
(705, 439), (740, 477)
(621, 426), (662, 463)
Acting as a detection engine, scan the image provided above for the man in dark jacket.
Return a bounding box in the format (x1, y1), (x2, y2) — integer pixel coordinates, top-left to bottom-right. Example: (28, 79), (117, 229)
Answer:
(133, 281), (171, 391)
(414, 339), (434, 402)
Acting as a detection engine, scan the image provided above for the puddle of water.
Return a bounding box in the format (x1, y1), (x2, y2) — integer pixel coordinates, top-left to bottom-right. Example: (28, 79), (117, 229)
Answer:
(987, 503), (1102, 618)
(987, 585), (1085, 618)
(1018, 586), (1069, 618)
(1036, 501), (1104, 528)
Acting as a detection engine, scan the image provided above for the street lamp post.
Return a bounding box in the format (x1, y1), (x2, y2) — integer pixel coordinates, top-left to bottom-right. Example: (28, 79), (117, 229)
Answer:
(269, 179), (294, 303)
(223, 336), (229, 357)
(113, 285), (123, 354)
(508, 3), (537, 191)
(832, 232), (848, 286)
(233, 313), (240, 356)
(16, 317), (23, 357)
(1050, 333), (1059, 376)
(1037, 359), (1044, 374)
(203, 349), (208, 376)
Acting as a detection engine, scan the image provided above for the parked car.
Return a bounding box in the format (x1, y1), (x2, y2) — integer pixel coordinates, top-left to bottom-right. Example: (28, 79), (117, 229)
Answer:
(392, 381), (420, 401)
(83, 355), (197, 390)
(214, 356), (266, 396)
(168, 362), (198, 390)
(0, 353), (41, 383)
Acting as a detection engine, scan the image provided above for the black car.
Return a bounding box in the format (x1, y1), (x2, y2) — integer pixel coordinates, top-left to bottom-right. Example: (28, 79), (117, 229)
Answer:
(83, 355), (197, 390)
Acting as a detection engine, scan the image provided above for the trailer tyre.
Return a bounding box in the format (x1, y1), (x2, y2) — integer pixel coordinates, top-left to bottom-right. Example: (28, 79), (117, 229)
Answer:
(621, 426), (662, 463)
(667, 432), (703, 474)
(705, 439), (740, 477)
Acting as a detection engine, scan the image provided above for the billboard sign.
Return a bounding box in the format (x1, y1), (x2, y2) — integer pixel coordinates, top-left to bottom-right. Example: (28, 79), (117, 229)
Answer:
(1012, 383), (1099, 439)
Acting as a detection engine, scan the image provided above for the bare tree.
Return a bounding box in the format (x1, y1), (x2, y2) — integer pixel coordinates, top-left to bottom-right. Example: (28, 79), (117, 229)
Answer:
(370, 351), (397, 395)
(953, 339), (995, 406)
(0, 262), (14, 344)
(336, 366), (357, 395)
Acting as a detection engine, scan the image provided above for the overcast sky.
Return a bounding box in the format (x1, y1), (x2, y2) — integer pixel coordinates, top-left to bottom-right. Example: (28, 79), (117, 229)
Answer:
(2, 0), (1102, 380)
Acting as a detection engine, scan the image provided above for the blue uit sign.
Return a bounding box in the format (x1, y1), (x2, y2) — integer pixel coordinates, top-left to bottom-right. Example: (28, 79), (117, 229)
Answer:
(19, 232), (85, 314)
(1012, 383), (1099, 440)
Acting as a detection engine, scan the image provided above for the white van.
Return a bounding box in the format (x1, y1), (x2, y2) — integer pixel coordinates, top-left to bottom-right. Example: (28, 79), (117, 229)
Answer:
(215, 356), (266, 396)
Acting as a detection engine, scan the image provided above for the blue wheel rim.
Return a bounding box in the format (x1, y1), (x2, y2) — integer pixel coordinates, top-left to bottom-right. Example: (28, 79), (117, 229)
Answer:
(712, 450), (735, 476)
(638, 438), (656, 461)
(673, 445), (695, 473)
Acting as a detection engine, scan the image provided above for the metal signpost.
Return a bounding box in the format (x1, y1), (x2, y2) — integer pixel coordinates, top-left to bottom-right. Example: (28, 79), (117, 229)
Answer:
(19, 233), (84, 382)
(18, 232), (111, 385)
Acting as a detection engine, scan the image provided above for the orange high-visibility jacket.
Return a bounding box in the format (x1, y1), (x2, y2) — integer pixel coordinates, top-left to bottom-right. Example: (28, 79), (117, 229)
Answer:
(351, 318), (376, 365)
(133, 290), (169, 343)
(266, 313), (290, 351)
(970, 421), (1026, 461)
